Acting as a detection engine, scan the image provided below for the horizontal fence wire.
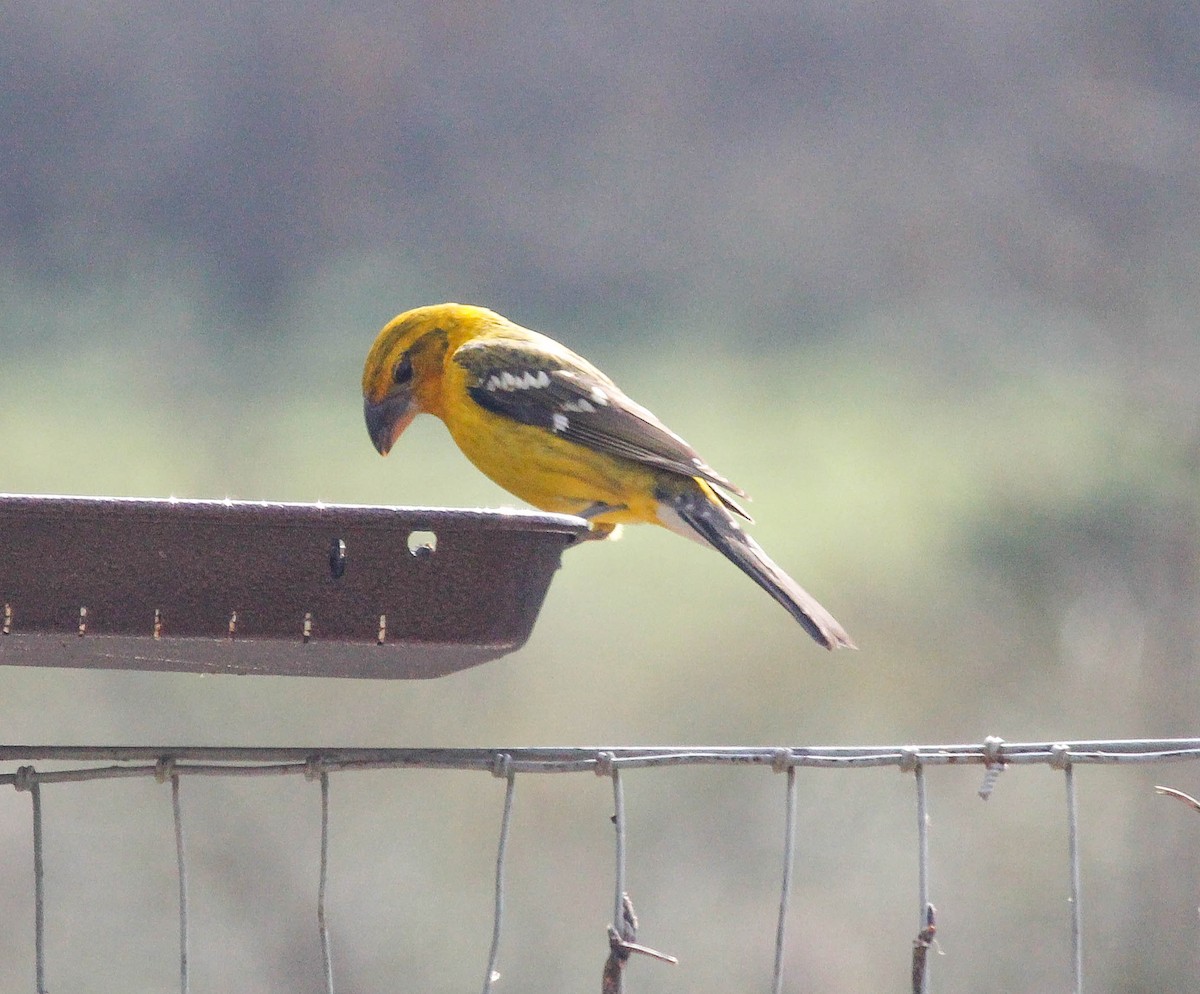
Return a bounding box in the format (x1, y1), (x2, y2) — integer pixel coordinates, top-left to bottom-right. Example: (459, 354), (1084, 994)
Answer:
(4, 738), (1200, 782)
(5, 737), (1200, 994)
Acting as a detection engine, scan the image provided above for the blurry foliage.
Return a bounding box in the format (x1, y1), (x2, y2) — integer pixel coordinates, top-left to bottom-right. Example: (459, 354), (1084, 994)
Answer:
(3, 2), (1200, 358)
(2, 3), (1200, 992)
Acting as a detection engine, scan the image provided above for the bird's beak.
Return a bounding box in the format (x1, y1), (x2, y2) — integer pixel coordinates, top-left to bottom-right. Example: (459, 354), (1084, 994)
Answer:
(364, 390), (417, 456)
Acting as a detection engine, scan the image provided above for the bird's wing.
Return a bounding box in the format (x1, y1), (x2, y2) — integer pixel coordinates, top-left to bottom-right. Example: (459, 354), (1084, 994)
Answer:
(453, 336), (750, 507)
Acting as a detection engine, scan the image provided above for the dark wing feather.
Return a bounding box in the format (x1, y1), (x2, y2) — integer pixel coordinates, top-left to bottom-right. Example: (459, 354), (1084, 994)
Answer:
(454, 337), (749, 505)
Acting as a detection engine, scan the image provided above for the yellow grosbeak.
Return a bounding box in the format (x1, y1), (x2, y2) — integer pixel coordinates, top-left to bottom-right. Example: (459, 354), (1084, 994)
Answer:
(362, 303), (854, 649)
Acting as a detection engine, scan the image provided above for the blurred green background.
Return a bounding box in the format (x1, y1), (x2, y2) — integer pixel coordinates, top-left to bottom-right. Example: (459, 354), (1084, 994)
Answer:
(3, 3), (1200, 991)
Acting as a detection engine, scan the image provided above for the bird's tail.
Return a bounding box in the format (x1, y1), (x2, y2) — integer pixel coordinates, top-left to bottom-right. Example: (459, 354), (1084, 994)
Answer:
(658, 483), (856, 650)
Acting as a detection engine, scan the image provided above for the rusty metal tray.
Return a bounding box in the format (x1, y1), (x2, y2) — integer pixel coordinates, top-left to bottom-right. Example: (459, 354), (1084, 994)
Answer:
(0, 494), (587, 678)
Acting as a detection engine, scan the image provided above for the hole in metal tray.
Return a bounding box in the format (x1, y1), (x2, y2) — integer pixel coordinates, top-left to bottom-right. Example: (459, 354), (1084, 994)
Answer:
(328, 538), (348, 578)
(407, 530), (437, 558)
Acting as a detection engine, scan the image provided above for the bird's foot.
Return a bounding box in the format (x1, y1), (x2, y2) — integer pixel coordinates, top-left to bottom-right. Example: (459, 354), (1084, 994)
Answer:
(574, 502), (625, 542)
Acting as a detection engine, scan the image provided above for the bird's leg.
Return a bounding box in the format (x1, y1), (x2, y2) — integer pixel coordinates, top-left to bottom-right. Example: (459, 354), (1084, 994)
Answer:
(577, 501), (624, 520)
(576, 501), (626, 541)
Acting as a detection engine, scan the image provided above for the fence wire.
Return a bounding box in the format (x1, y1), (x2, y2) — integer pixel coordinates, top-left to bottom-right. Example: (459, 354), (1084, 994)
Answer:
(5, 737), (1200, 993)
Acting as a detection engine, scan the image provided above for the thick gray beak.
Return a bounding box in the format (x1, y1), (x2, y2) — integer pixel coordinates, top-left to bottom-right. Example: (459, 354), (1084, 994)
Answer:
(363, 390), (416, 456)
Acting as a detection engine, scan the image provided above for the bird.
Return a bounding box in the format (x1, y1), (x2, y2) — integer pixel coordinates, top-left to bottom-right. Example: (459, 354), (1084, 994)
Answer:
(361, 303), (854, 649)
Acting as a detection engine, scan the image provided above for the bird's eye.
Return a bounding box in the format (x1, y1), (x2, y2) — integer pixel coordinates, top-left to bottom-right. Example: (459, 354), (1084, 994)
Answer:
(393, 355), (414, 385)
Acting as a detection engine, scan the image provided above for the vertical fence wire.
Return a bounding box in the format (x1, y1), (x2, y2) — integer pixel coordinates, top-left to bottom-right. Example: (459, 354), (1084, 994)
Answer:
(27, 771), (47, 994)
(913, 761), (932, 994)
(771, 763), (797, 994)
(1065, 762), (1082, 994)
(317, 770), (334, 994)
(915, 763), (929, 926)
(481, 761), (516, 994)
(171, 774), (189, 994)
(611, 761), (627, 932)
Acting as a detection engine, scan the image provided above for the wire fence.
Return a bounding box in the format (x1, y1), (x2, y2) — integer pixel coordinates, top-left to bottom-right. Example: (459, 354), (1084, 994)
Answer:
(4, 738), (1200, 994)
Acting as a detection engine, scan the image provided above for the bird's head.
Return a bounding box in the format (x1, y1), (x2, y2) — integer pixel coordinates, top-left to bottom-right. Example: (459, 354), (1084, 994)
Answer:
(362, 303), (497, 455)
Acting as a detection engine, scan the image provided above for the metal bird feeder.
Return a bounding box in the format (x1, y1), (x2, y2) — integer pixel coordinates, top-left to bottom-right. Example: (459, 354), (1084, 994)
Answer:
(0, 494), (587, 678)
